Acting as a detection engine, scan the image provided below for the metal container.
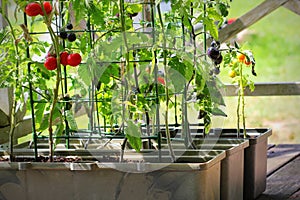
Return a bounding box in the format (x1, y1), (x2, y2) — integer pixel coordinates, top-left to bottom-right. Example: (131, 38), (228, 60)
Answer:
(0, 150), (225, 200)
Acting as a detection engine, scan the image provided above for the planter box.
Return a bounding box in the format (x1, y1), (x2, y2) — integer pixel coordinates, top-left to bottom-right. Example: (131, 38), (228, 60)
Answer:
(166, 138), (249, 200)
(173, 127), (271, 199)
(0, 150), (225, 200)
(200, 140), (249, 200)
(198, 128), (272, 200)
(241, 129), (272, 200)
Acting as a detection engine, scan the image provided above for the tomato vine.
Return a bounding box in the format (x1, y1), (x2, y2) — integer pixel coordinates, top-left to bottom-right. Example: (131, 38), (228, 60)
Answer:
(0, 0), (257, 161)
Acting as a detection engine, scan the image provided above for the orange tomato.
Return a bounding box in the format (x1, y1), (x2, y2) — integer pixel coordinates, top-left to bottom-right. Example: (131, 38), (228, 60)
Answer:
(237, 53), (246, 63)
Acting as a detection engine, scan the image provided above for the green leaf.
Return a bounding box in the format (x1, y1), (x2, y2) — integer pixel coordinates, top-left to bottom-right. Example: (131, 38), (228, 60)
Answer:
(79, 34), (88, 54)
(207, 8), (223, 22)
(97, 64), (113, 85)
(168, 55), (193, 81)
(204, 115), (211, 134)
(65, 110), (78, 131)
(222, 52), (232, 66)
(90, 4), (105, 26)
(126, 3), (142, 14)
(249, 81), (255, 92)
(39, 115), (49, 132)
(72, 0), (88, 23)
(35, 103), (47, 124)
(127, 33), (149, 48)
(54, 123), (64, 148)
(125, 120), (142, 152)
(195, 73), (206, 93)
(110, 64), (120, 77)
(218, 3), (229, 17)
(212, 107), (227, 117)
(206, 79), (226, 106)
(169, 69), (186, 93)
(78, 60), (93, 86)
(203, 18), (218, 40)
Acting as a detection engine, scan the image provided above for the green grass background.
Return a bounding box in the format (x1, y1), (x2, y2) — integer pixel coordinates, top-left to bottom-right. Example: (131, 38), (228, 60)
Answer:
(216, 0), (300, 144)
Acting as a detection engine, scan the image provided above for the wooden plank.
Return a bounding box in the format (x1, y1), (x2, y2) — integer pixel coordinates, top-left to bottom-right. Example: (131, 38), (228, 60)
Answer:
(266, 144), (300, 176)
(218, 0), (289, 42)
(258, 155), (300, 199)
(223, 82), (300, 96)
(284, 0), (300, 15)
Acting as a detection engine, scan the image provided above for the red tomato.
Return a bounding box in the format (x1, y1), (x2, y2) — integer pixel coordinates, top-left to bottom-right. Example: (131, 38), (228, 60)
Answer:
(157, 77), (165, 85)
(244, 59), (251, 66)
(67, 53), (82, 67)
(25, 3), (42, 17)
(40, 1), (52, 16)
(44, 56), (57, 70)
(60, 51), (69, 66)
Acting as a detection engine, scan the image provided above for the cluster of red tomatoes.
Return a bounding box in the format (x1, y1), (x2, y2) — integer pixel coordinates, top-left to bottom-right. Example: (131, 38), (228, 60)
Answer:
(25, 2), (82, 71)
(25, 2), (52, 17)
(44, 52), (82, 71)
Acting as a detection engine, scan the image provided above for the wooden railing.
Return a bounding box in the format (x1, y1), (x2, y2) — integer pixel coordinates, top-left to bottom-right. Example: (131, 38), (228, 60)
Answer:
(214, 0), (300, 98)
(224, 82), (300, 96)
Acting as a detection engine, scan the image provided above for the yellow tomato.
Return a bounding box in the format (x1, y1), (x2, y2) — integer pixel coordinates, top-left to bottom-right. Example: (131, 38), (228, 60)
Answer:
(229, 70), (236, 78)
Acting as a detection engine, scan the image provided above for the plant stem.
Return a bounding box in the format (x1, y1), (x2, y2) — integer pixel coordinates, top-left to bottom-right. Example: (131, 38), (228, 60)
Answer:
(157, 5), (176, 162)
(40, 1), (62, 161)
(237, 88), (241, 137)
(238, 62), (246, 138)
(3, 13), (20, 161)
(119, 0), (134, 161)
(240, 67), (246, 138)
(242, 90), (246, 138)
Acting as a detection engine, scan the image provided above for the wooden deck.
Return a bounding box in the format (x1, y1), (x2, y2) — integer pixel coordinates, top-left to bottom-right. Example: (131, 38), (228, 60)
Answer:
(257, 144), (300, 200)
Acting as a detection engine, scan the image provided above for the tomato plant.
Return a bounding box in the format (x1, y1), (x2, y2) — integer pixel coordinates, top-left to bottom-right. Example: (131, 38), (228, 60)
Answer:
(222, 44), (257, 138)
(0, 0), (258, 161)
